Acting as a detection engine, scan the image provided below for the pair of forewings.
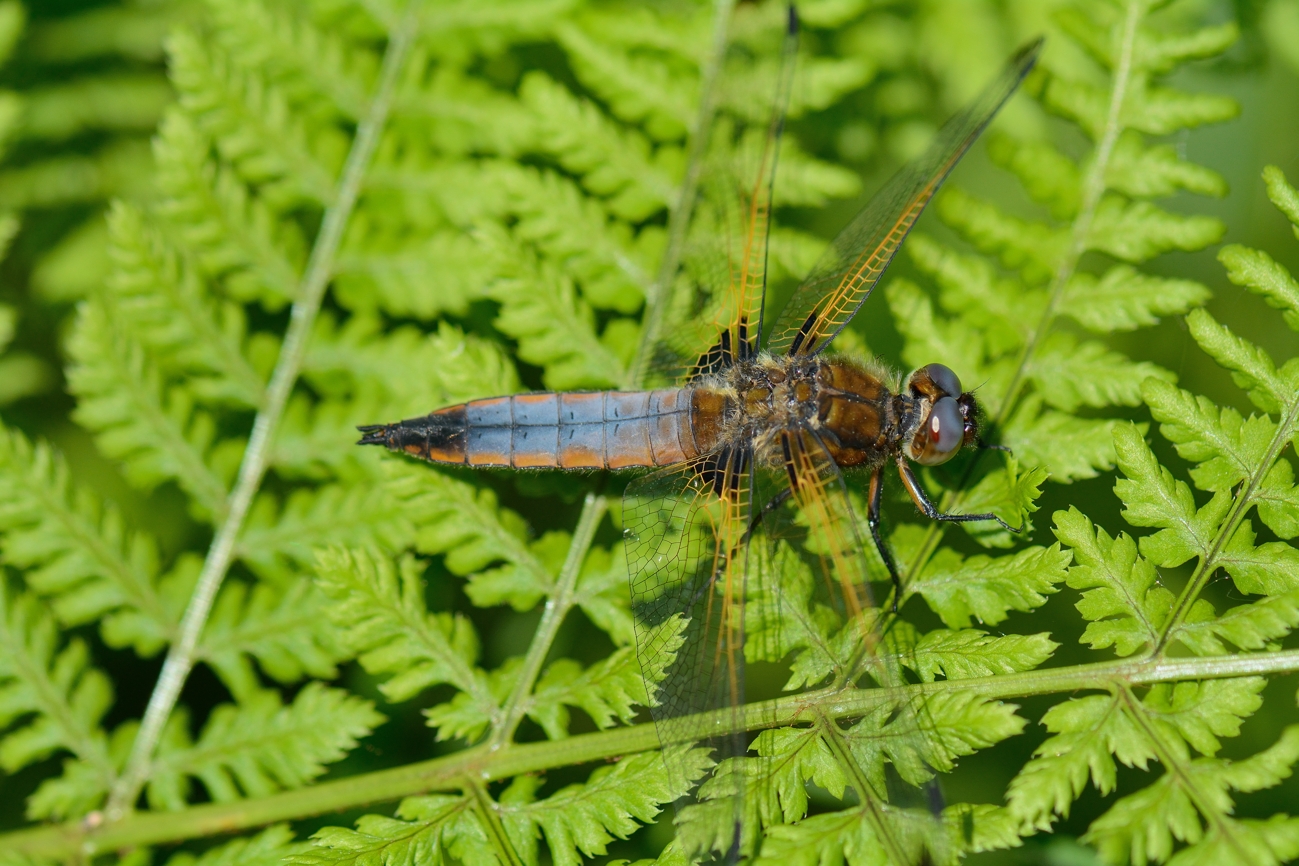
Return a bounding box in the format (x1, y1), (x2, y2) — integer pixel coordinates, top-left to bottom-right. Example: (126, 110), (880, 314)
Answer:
(625, 11), (1040, 862)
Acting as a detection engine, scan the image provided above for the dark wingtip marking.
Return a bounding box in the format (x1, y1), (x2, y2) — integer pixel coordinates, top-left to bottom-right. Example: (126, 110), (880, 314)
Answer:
(787, 4), (799, 35)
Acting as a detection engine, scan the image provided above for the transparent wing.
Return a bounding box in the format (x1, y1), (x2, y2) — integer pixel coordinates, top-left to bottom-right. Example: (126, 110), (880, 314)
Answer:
(626, 449), (756, 859)
(765, 39), (1042, 358)
(640, 6), (797, 388)
(627, 431), (954, 863)
(770, 429), (951, 864)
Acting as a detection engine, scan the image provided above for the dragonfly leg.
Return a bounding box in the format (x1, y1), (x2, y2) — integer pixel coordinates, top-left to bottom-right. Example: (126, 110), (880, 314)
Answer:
(741, 486), (794, 547)
(867, 465), (903, 613)
(896, 456), (1023, 532)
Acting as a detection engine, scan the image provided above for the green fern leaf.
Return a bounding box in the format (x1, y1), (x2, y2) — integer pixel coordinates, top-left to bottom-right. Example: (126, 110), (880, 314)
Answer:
(553, 19), (693, 141)
(518, 71), (675, 222)
(0, 584), (117, 820)
(66, 300), (232, 519)
(499, 746), (710, 866)
(105, 199), (265, 406)
(316, 547), (489, 711)
(292, 795), (473, 866)
(386, 464), (551, 605)
(198, 577), (348, 700)
(1053, 506), (1171, 656)
(1112, 422), (1226, 568)
(167, 27), (341, 205)
(147, 684), (381, 809)
(152, 109), (305, 308)
(164, 825), (311, 866)
(1082, 719), (1299, 865)
(523, 616), (684, 737)
(484, 226), (639, 390)
(902, 530), (1069, 628)
(1061, 265), (1212, 332)
(0, 428), (171, 631)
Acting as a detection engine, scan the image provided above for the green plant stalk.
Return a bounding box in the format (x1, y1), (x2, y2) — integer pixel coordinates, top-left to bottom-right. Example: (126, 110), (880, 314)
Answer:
(491, 493), (608, 747)
(16, 646), (1299, 860)
(815, 712), (909, 862)
(1156, 393), (1299, 650)
(468, 780), (526, 866)
(627, 0), (734, 389)
(1110, 683), (1251, 861)
(899, 0), (1144, 594)
(101, 3), (423, 821)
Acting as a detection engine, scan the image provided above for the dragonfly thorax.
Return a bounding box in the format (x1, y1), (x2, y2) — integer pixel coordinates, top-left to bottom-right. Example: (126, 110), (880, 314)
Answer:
(686, 352), (827, 461)
(686, 353), (981, 473)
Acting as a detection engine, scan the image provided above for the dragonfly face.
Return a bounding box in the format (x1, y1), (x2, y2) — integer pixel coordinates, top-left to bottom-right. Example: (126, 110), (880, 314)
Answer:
(358, 14), (1039, 862)
(903, 362), (979, 466)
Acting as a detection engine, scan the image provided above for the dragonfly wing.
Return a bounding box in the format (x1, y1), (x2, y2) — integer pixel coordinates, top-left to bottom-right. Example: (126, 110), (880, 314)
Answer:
(625, 449), (756, 859)
(640, 6), (797, 388)
(761, 429), (950, 863)
(765, 39), (1042, 358)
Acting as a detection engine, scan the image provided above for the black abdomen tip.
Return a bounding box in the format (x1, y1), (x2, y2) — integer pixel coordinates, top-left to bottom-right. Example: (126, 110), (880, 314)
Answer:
(355, 407), (469, 464)
(356, 424), (390, 446)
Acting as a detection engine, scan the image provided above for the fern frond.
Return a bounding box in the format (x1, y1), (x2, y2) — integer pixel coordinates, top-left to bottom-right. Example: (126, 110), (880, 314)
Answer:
(525, 647), (642, 739)
(0, 427), (172, 632)
(167, 27), (340, 206)
(147, 684), (382, 810)
(886, 0), (1233, 518)
(18, 74), (171, 143)
(315, 547), (492, 720)
(198, 577), (347, 700)
(497, 746), (710, 866)
(152, 109), (305, 308)
(239, 483), (413, 582)
(553, 15), (695, 141)
(483, 225), (636, 390)
(292, 795), (476, 866)
(66, 300), (232, 519)
(1005, 166), (1299, 860)
(105, 199), (266, 407)
(903, 529), (1070, 628)
(202, 0), (375, 121)
(164, 825), (311, 866)
(296, 745), (706, 866)
(518, 71), (676, 222)
(386, 463), (550, 602)
(0, 584), (117, 820)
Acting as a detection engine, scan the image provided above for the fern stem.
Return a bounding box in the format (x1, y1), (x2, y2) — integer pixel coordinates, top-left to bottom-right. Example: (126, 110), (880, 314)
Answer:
(1111, 683), (1254, 860)
(21, 645), (1299, 859)
(467, 780), (526, 866)
(491, 492), (608, 747)
(814, 713), (912, 863)
(995, 0), (1140, 423)
(101, 2), (423, 821)
(626, 0), (734, 389)
(1156, 392), (1299, 650)
(900, 0), (1144, 593)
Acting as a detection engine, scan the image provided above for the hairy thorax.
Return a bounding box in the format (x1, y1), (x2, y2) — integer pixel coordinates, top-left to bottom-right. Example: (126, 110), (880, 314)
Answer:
(687, 353), (915, 469)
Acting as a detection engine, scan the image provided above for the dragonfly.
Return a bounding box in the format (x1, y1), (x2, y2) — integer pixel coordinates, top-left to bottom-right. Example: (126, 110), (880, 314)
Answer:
(360, 12), (1040, 863)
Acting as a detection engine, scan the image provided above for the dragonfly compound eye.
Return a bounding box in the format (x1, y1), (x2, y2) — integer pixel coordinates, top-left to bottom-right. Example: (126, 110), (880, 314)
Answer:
(925, 363), (962, 399)
(916, 396), (964, 465)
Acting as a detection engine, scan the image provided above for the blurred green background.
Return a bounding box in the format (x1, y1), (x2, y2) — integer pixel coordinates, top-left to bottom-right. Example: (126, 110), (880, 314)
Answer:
(1, 0), (1298, 862)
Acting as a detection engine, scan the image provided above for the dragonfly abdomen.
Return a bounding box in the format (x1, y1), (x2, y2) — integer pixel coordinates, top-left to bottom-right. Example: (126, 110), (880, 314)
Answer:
(358, 390), (698, 469)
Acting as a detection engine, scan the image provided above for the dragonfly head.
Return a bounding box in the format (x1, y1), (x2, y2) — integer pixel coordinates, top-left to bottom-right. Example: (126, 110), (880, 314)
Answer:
(906, 363), (979, 466)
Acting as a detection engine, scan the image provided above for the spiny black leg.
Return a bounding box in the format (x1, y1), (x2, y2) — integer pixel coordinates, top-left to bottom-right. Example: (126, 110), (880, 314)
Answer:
(867, 466), (903, 613)
(896, 457), (1024, 533)
(741, 487), (794, 547)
